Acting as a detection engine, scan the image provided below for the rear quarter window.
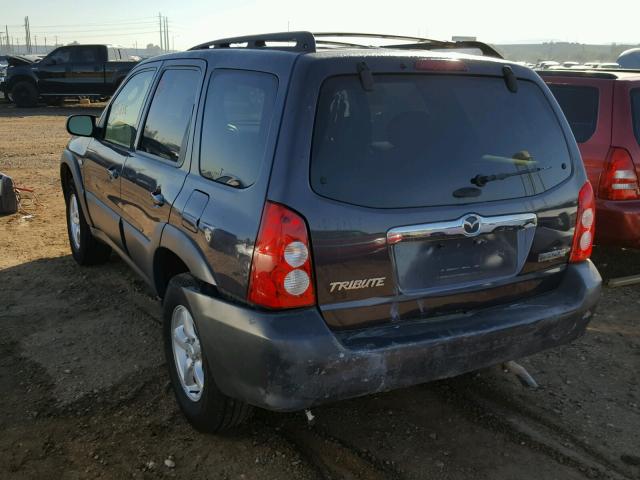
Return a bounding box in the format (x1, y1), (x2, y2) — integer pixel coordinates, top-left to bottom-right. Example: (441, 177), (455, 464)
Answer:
(199, 70), (278, 188)
(311, 74), (573, 209)
(547, 84), (599, 143)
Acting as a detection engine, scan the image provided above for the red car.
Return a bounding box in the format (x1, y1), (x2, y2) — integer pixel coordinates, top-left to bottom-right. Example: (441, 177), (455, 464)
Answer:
(541, 70), (640, 249)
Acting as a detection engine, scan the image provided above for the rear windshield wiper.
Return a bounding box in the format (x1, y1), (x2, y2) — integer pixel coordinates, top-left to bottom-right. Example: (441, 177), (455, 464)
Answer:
(470, 166), (550, 187)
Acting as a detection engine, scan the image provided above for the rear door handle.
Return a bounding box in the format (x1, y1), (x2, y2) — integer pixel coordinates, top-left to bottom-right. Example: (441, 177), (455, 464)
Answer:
(150, 191), (165, 207)
(107, 167), (119, 180)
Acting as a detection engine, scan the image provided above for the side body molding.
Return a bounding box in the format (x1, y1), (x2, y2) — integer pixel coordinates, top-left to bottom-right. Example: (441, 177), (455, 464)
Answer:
(159, 223), (217, 287)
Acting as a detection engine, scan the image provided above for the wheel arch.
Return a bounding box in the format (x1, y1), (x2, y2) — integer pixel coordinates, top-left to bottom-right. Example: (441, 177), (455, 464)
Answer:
(7, 74), (38, 92)
(60, 151), (93, 226)
(155, 224), (217, 298)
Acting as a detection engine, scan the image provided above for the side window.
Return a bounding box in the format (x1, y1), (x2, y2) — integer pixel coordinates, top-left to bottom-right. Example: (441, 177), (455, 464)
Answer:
(107, 48), (117, 61)
(138, 69), (200, 162)
(104, 70), (155, 148)
(548, 84), (599, 143)
(632, 89), (640, 146)
(200, 70), (278, 188)
(72, 46), (100, 63)
(44, 47), (71, 65)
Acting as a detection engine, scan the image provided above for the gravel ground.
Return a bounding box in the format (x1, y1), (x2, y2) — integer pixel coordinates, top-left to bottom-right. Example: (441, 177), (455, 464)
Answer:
(0, 102), (639, 480)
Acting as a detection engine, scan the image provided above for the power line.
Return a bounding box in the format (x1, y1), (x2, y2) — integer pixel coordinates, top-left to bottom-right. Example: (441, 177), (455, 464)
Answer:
(28, 17), (158, 28)
(30, 22), (159, 32)
(2, 15), (177, 52)
(50, 30), (161, 38)
(29, 26), (166, 35)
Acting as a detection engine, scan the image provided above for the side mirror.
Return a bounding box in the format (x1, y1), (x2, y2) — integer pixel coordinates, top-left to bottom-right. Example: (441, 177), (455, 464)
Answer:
(66, 115), (96, 137)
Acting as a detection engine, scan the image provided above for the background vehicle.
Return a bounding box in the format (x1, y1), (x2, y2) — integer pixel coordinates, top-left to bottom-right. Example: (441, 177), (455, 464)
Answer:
(596, 62), (620, 69)
(61, 31), (601, 432)
(618, 48), (640, 69)
(0, 57), (7, 99)
(540, 69), (640, 248)
(537, 60), (560, 69)
(2, 44), (137, 107)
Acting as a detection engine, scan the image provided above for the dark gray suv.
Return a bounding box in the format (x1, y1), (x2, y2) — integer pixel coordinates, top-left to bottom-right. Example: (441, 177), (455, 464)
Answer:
(60, 32), (602, 432)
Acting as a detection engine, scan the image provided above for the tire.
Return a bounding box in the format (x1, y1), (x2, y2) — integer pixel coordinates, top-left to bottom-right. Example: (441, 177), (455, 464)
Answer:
(11, 81), (38, 108)
(163, 273), (253, 433)
(65, 182), (112, 265)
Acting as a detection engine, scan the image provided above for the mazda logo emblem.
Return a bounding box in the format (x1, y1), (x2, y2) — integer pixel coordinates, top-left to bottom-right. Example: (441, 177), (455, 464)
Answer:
(462, 215), (481, 237)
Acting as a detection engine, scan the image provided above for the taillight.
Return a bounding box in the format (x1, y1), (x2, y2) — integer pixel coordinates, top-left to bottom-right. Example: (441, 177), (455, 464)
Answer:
(570, 182), (596, 263)
(248, 202), (316, 309)
(598, 147), (640, 200)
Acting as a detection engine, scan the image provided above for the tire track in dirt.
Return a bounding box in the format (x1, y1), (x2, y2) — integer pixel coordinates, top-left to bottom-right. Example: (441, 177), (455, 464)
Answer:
(261, 415), (403, 480)
(432, 378), (632, 480)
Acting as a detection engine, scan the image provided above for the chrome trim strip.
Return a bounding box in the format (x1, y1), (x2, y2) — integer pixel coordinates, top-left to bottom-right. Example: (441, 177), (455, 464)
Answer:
(387, 213), (538, 243)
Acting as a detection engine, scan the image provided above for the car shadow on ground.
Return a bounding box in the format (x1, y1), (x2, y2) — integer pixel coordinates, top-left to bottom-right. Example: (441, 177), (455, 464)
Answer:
(1, 253), (639, 479)
(591, 245), (640, 280)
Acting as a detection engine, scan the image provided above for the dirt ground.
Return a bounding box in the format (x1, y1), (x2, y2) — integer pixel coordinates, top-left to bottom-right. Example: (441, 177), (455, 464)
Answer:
(1, 102), (639, 480)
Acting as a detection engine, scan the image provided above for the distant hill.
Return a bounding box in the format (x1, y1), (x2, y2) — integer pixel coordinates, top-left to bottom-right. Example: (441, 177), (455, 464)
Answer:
(494, 42), (640, 63)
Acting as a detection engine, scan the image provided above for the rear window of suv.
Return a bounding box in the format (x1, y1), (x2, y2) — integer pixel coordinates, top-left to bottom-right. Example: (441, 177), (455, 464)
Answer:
(632, 89), (640, 145)
(311, 75), (573, 209)
(547, 85), (599, 143)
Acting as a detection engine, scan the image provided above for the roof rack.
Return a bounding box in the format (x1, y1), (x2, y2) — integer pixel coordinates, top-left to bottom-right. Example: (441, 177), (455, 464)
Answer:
(312, 33), (502, 58)
(188, 31), (503, 58)
(189, 31), (316, 52)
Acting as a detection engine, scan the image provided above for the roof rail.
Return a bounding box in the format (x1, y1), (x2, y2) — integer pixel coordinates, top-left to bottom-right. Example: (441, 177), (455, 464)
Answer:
(387, 40), (502, 58)
(188, 31), (316, 52)
(537, 70), (619, 80)
(313, 32), (437, 43)
(188, 31), (502, 58)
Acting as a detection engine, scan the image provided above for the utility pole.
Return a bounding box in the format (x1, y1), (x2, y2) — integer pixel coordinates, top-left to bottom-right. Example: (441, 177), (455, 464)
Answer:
(5, 26), (9, 53)
(24, 16), (31, 54)
(164, 16), (169, 52)
(34, 35), (38, 54)
(158, 12), (164, 51)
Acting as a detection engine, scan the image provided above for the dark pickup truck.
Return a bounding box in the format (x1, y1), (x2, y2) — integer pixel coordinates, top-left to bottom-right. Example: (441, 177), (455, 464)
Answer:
(2, 45), (138, 107)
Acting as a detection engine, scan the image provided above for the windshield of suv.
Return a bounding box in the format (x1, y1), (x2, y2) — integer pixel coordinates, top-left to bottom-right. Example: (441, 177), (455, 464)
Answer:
(311, 74), (573, 208)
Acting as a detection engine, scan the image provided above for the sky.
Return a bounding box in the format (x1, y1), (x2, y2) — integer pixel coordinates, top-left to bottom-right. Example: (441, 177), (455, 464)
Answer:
(3, 0), (640, 51)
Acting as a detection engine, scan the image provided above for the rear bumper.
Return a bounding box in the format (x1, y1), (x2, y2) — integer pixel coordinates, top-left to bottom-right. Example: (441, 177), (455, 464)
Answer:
(186, 261), (601, 412)
(596, 199), (640, 249)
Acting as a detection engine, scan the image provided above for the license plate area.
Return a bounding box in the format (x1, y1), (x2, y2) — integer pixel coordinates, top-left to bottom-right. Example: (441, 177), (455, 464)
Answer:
(393, 231), (519, 292)
(388, 213), (537, 294)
